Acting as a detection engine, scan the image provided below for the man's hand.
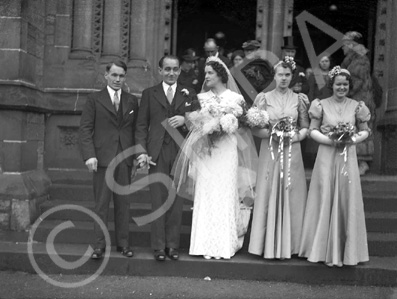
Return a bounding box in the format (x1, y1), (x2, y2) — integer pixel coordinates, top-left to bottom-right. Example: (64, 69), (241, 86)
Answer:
(137, 154), (156, 169)
(168, 115), (185, 128)
(85, 157), (98, 172)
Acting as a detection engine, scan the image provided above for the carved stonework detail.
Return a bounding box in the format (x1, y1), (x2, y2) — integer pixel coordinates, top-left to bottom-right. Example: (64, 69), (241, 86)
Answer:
(373, 0), (387, 87)
(163, 0), (172, 55)
(92, 0), (103, 55)
(121, 0), (131, 59)
(59, 126), (79, 149)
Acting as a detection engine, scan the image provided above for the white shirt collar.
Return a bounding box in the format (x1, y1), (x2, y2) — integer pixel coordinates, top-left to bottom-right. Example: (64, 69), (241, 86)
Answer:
(162, 82), (177, 96)
(107, 86), (121, 104)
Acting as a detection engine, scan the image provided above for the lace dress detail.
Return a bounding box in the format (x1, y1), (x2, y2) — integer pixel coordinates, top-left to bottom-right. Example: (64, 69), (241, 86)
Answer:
(189, 90), (244, 258)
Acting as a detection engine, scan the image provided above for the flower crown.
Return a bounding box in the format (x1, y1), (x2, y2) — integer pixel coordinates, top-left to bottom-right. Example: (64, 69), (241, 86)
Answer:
(283, 56), (296, 71)
(328, 66), (351, 79)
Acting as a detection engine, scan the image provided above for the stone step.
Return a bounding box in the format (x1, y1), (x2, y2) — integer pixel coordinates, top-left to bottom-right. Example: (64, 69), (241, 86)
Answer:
(39, 200), (397, 233)
(31, 219), (397, 257)
(0, 240), (395, 287)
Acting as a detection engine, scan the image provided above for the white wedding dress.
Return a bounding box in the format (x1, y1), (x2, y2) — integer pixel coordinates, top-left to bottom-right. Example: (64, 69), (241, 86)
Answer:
(189, 90), (243, 259)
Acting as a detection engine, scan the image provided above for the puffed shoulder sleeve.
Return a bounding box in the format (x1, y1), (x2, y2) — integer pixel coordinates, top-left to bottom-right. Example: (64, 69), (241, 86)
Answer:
(253, 92), (267, 109)
(308, 99), (323, 131)
(355, 101), (371, 132)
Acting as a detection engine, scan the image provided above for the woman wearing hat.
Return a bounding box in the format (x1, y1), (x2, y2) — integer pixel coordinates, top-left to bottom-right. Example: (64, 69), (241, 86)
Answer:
(341, 31), (375, 175)
(299, 66), (370, 267)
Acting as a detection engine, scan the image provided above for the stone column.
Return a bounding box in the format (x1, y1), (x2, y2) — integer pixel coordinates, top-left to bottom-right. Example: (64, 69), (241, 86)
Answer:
(129, 0), (148, 63)
(70, 0), (94, 58)
(101, 0), (123, 62)
(257, 0), (288, 59)
(377, 0), (397, 174)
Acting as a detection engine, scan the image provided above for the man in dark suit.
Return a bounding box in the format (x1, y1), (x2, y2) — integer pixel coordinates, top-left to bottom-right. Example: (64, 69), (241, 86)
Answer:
(197, 38), (232, 88)
(79, 60), (139, 259)
(135, 55), (197, 261)
(281, 36), (310, 95)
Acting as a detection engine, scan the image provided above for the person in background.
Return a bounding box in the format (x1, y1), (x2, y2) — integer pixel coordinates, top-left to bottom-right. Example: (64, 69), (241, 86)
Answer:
(299, 66), (370, 267)
(341, 31), (375, 175)
(79, 60), (139, 260)
(197, 38), (232, 88)
(281, 36), (309, 95)
(178, 49), (200, 93)
(231, 50), (245, 68)
(308, 54), (333, 102)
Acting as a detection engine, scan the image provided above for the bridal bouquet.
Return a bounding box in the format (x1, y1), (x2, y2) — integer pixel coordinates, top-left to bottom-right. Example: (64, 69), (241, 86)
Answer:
(244, 106), (270, 128)
(188, 95), (245, 154)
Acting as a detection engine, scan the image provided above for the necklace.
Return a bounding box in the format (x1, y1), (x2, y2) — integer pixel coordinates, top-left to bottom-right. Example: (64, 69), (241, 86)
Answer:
(331, 97), (347, 115)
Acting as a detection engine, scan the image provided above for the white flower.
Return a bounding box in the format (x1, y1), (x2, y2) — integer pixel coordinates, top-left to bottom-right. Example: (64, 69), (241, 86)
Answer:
(299, 72), (305, 77)
(220, 113), (238, 134)
(202, 117), (220, 135)
(181, 88), (189, 96)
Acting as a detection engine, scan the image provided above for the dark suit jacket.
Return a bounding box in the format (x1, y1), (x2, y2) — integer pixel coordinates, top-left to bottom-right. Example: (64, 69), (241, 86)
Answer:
(135, 83), (197, 162)
(79, 88), (139, 167)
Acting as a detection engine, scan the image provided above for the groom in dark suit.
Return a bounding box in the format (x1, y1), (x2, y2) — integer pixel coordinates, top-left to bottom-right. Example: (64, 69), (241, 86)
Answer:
(135, 55), (197, 261)
(79, 60), (139, 259)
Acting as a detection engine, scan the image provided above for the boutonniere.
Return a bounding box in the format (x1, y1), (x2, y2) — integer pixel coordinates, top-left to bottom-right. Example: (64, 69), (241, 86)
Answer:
(181, 88), (189, 96)
(299, 72), (305, 77)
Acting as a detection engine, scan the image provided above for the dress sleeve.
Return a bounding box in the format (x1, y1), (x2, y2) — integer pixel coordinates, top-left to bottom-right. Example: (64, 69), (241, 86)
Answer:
(297, 96), (309, 128)
(253, 92), (267, 110)
(308, 99), (323, 131)
(355, 101), (371, 132)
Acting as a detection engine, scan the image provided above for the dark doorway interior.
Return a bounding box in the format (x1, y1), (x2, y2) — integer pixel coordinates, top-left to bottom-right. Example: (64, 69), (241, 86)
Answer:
(177, 0), (257, 58)
(292, 0), (378, 69)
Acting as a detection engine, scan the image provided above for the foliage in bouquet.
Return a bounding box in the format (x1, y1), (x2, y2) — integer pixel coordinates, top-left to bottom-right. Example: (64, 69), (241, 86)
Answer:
(244, 106), (270, 128)
(272, 116), (296, 137)
(328, 122), (355, 143)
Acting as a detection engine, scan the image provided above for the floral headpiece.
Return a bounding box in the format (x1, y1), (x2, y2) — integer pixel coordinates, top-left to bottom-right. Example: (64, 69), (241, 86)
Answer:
(328, 66), (351, 79)
(274, 56), (296, 72)
(283, 56), (296, 70)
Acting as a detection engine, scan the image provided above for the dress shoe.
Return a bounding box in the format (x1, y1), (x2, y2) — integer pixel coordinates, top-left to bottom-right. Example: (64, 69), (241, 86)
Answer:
(165, 248), (179, 260)
(116, 246), (134, 258)
(154, 249), (166, 261)
(91, 248), (105, 260)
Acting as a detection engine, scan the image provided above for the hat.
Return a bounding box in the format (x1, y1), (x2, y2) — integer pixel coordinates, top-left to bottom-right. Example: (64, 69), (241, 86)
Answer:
(342, 31), (363, 44)
(181, 49), (199, 62)
(281, 36), (297, 49)
(242, 40), (261, 50)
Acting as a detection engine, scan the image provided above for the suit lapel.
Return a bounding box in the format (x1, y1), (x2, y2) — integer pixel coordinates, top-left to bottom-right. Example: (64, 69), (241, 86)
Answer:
(174, 85), (186, 110)
(121, 91), (133, 118)
(98, 89), (117, 116)
(153, 83), (168, 109)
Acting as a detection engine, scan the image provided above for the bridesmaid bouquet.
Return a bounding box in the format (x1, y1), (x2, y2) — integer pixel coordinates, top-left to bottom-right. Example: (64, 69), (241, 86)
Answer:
(328, 122), (356, 176)
(328, 122), (355, 143)
(269, 116), (297, 189)
(271, 116), (296, 139)
(244, 106), (270, 128)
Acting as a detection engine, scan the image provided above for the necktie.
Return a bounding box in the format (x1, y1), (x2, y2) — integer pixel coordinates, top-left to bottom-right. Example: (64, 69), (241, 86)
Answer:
(113, 91), (120, 112)
(166, 85), (173, 104)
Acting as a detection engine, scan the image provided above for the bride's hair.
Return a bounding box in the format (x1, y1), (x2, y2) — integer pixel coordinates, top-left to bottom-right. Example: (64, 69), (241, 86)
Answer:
(206, 60), (228, 84)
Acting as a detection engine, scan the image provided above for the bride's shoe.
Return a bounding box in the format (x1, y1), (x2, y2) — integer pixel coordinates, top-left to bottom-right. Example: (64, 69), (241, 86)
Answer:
(214, 256), (221, 260)
(204, 255), (212, 260)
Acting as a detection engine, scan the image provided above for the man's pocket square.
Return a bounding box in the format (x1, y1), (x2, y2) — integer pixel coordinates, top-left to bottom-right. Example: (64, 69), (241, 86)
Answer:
(129, 110), (134, 114)
(185, 102), (192, 106)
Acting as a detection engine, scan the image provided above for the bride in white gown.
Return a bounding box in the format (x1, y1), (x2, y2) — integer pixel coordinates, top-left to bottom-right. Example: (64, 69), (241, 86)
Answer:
(173, 57), (258, 259)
